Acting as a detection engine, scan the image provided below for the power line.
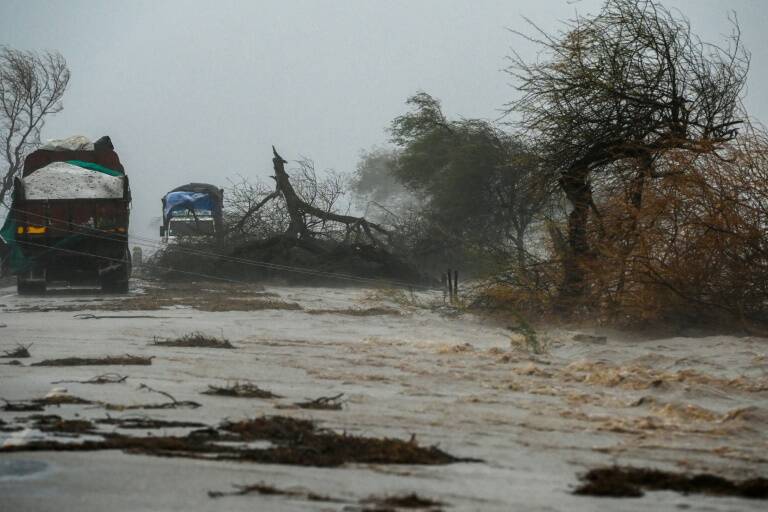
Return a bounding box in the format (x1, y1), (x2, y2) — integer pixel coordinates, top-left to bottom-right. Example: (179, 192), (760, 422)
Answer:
(4, 203), (433, 290)
(12, 237), (430, 307)
(14, 238), (242, 285)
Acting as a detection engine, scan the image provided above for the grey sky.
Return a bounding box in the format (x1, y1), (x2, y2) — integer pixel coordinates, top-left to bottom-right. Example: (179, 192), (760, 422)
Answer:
(2, 0), (766, 240)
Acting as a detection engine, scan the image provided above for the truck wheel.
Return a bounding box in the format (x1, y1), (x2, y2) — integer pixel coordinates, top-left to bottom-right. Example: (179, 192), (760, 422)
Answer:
(100, 247), (131, 294)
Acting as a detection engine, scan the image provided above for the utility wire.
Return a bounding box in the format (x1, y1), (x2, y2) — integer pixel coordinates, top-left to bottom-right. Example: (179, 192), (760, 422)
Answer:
(4, 203), (434, 290)
(11, 238), (429, 307)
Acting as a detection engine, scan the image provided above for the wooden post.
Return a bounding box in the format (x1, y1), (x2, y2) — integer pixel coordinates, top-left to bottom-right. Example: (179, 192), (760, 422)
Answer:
(453, 270), (459, 302)
(441, 272), (447, 303)
(447, 268), (453, 304)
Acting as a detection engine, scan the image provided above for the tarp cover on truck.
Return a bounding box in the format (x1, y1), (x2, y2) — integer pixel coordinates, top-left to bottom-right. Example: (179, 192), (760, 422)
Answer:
(162, 183), (223, 224)
(23, 135), (124, 177)
(23, 161), (125, 200)
(0, 136), (127, 275)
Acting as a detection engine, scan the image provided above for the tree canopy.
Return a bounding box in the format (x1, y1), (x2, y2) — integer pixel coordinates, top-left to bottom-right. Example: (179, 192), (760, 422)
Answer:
(388, 92), (552, 267)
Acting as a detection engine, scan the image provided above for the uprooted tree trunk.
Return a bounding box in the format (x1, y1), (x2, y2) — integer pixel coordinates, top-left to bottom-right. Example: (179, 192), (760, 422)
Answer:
(234, 146), (389, 245)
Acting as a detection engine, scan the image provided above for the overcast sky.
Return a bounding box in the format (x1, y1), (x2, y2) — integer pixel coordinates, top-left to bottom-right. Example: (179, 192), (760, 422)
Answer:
(2, 0), (766, 240)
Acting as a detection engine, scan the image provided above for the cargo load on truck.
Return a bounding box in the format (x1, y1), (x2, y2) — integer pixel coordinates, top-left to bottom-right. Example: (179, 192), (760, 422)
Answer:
(160, 183), (223, 240)
(0, 135), (132, 294)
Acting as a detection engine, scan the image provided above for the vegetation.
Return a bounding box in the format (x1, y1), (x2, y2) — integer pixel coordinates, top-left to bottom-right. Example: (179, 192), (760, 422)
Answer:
(144, 0), (765, 331)
(345, 0), (763, 331)
(388, 92), (554, 271)
(506, 0), (749, 303)
(0, 47), (70, 206)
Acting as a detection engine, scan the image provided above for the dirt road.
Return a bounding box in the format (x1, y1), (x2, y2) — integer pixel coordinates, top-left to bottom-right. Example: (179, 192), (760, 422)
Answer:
(1, 280), (766, 511)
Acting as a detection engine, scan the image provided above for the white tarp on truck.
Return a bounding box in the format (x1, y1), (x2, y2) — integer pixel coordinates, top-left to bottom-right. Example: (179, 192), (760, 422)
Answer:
(40, 135), (94, 152)
(22, 161), (124, 200)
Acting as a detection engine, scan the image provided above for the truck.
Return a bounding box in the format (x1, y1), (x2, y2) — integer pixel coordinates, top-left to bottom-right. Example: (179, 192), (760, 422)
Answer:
(160, 183), (223, 241)
(0, 135), (132, 294)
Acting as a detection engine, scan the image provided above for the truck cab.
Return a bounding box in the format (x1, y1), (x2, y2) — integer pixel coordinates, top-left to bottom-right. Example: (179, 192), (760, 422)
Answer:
(163, 210), (216, 238)
(160, 183), (223, 242)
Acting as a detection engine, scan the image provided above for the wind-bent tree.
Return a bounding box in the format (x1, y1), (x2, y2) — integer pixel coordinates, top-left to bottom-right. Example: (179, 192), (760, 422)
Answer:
(506, 0), (749, 299)
(0, 47), (70, 206)
(391, 92), (553, 268)
(350, 148), (413, 219)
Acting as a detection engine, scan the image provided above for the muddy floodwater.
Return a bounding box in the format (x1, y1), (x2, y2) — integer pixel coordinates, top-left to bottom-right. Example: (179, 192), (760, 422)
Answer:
(0, 280), (766, 511)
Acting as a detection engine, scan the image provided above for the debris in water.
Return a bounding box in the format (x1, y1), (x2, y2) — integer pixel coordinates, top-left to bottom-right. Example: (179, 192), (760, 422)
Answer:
(31, 355), (153, 366)
(52, 373), (128, 385)
(153, 332), (235, 349)
(293, 393), (345, 410)
(208, 481), (335, 501)
(22, 414), (96, 434)
(306, 307), (401, 317)
(36, 395), (92, 406)
(203, 382), (280, 398)
(0, 415), (474, 467)
(573, 334), (608, 344)
(574, 466), (768, 499)
(437, 343), (475, 354)
(1, 399), (44, 412)
(103, 400), (201, 411)
(96, 416), (207, 429)
(75, 313), (184, 320)
(0, 419), (22, 432)
(102, 383), (201, 411)
(1, 394), (92, 411)
(1, 344), (31, 358)
(363, 493), (444, 509)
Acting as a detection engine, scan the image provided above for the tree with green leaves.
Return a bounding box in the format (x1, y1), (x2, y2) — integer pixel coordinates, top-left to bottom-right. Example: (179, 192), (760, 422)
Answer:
(388, 92), (553, 269)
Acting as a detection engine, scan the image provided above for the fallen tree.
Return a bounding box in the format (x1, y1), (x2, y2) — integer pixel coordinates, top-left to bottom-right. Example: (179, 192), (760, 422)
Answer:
(149, 147), (429, 285)
(235, 147), (390, 245)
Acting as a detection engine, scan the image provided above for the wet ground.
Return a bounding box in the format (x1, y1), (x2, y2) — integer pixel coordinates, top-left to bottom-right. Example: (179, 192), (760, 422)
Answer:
(0, 280), (766, 511)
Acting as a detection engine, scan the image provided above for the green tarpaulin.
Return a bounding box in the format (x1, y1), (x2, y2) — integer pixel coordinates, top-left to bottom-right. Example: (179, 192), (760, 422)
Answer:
(66, 160), (123, 176)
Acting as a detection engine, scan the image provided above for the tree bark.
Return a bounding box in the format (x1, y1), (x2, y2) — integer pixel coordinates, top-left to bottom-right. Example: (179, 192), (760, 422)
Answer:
(270, 147), (389, 244)
(271, 149), (308, 238)
(559, 166), (591, 300)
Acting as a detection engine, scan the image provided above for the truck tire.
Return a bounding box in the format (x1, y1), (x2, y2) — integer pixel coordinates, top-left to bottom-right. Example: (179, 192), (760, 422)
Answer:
(100, 247), (131, 294)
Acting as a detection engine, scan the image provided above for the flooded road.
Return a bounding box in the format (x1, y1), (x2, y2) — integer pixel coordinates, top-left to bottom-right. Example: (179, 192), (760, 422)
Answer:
(1, 280), (766, 511)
